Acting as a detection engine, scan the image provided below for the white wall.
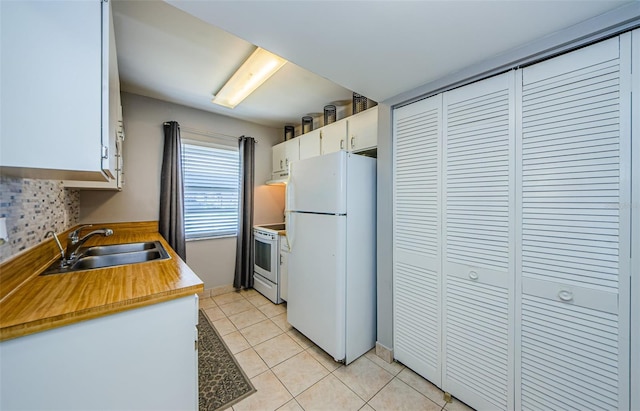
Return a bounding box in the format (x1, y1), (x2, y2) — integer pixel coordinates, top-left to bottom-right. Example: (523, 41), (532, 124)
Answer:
(80, 92), (285, 289)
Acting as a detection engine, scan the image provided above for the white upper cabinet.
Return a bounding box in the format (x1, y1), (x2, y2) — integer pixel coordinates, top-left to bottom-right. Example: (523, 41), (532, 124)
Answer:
(64, 105), (125, 190)
(272, 138), (299, 175)
(320, 121), (347, 155)
(299, 129), (321, 160)
(284, 139), (300, 169)
(0, 0), (119, 181)
(272, 142), (286, 174)
(347, 106), (378, 152)
(102, 1), (120, 181)
(272, 106), (378, 170)
(321, 107), (378, 155)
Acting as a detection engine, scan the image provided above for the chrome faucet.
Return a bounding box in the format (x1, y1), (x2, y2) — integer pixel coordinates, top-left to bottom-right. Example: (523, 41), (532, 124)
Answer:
(66, 224), (114, 261)
(45, 230), (68, 268)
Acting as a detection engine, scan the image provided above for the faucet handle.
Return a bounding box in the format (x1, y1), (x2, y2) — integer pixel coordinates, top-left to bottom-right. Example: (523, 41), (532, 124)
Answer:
(69, 224), (93, 242)
(45, 230), (66, 262)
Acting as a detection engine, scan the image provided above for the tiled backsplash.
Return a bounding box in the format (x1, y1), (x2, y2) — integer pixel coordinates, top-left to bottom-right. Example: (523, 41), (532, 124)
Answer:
(0, 176), (79, 263)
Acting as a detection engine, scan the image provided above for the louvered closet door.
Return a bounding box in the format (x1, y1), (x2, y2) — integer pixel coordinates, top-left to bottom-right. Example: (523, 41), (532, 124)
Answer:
(518, 35), (631, 411)
(393, 94), (442, 385)
(442, 72), (515, 410)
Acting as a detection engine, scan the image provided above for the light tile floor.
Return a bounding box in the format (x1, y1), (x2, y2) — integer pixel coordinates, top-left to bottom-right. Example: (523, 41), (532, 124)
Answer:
(200, 289), (474, 411)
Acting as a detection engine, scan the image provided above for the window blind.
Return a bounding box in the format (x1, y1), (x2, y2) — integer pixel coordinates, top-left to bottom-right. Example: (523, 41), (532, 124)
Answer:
(181, 141), (239, 239)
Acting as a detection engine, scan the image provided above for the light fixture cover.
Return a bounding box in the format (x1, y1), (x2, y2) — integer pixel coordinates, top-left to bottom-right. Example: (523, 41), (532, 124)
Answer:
(212, 47), (287, 108)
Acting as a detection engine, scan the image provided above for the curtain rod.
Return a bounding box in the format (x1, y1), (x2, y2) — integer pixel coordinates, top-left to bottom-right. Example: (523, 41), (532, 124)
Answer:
(163, 122), (257, 144)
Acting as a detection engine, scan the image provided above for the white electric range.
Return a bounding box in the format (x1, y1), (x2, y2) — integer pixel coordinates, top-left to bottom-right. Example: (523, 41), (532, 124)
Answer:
(253, 223), (286, 304)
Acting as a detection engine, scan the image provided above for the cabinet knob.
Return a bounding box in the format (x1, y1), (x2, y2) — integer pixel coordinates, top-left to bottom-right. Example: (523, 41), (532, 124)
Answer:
(351, 136), (355, 149)
(468, 271), (479, 280)
(340, 139), (345, 150)
(280, 160), (283, 168)
(558, 290), (574, 302)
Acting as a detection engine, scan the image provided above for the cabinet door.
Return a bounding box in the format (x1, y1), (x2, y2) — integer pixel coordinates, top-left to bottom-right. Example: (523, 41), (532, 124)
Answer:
(63, 104), (124, 190)
(272, 142), (286, 173)
(393, 95), (443, 386)
(348, 106), (378, 152)
(0, 1), (115, 181)
(321, 121), (347, 155)
(517, 35), (630, 411)
(299, 129), (321, 160)
(284, 138), (299, 169)
(0, 296), (198, 410)
(102, 0), (119, 179)
(442, 72), (515, 410)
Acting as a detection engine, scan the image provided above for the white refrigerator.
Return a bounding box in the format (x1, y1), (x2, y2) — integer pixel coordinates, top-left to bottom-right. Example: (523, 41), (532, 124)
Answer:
(286, 151), (376, 365)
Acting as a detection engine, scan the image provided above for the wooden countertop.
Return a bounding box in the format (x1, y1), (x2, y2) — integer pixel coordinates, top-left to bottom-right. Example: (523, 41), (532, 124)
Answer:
(0, 222), (203, 342)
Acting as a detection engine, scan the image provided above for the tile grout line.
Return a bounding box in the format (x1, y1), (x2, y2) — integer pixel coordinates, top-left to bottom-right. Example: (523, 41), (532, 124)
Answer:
(362, 375), (395, 410)
(326, 356), (388, 408)
(291, 372), (336, 410)
(205, 293), (455, 411)
(393, 371), (446, 410)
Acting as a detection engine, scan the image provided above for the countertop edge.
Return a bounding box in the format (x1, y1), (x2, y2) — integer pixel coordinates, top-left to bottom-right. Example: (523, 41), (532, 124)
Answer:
(0, 284), (203, 342)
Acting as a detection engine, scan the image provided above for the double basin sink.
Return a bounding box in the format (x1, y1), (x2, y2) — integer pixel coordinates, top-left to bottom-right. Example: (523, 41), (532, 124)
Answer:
(41, 241), (170, 275)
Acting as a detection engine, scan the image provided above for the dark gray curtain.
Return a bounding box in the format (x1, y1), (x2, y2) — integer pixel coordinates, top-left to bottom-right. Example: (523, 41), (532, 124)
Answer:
(159, 121), (186, 260)
(234, 136), (255, 289)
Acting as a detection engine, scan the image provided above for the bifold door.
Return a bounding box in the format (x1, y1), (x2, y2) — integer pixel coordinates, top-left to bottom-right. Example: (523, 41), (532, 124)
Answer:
(516, 35), (631, 411)
(393, 94), (443, 386)
(441, 72), (516, 410)
(392, 32), (633, 411)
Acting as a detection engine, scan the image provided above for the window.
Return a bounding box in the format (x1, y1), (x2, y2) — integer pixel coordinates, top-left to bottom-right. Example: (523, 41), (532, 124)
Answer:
(181, 140), (239, 240)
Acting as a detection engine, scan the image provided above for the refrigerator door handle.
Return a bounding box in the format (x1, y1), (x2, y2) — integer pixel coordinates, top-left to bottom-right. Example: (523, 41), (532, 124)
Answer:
(284, 173), (294, 251)
(285, 212), (294, 251)
(285, 171), (294, 212)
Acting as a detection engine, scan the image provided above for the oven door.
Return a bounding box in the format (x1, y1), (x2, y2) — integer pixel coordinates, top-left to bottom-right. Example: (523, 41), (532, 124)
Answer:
(253, 229), (279, 284)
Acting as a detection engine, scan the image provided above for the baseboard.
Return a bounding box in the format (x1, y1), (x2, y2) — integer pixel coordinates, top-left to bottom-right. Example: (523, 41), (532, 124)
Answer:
(198, 284), (236, 298)
(375, 341), (393, 363)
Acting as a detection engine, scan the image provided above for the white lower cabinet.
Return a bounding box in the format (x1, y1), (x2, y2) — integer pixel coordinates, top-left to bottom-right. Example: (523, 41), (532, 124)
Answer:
(0, 296), (199, 411)
(393, 32), (634, 411)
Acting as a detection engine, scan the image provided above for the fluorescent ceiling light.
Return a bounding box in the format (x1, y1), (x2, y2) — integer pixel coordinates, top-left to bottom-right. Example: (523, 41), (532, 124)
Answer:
(211, 47), (287, 109)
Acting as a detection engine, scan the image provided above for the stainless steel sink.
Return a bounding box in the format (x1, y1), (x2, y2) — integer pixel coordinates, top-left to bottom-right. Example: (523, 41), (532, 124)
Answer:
(41, 241), (170, 275)
(78, 241), (159, 257)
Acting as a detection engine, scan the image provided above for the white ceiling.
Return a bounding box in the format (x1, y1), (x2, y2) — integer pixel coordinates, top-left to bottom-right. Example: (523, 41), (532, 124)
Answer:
(113, 0), (633, 129)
